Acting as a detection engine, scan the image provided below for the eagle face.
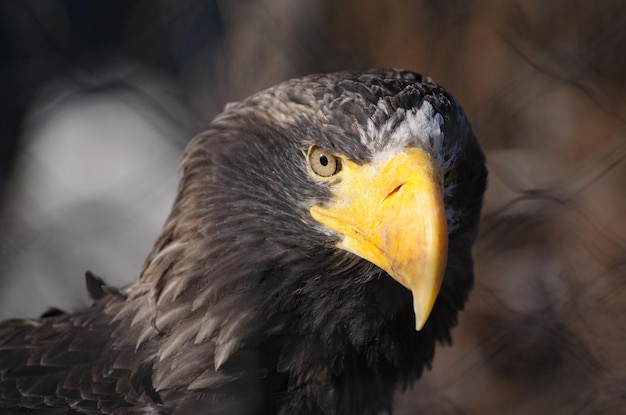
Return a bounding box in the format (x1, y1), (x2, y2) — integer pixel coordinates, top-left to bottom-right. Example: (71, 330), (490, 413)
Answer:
(175, 69), (486, 328)
(0, 69), (487, 415)
(145, 69), (487, 403)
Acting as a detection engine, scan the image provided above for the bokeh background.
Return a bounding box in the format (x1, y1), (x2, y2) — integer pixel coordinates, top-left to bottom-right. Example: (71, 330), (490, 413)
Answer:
(1, 1), (625, 413)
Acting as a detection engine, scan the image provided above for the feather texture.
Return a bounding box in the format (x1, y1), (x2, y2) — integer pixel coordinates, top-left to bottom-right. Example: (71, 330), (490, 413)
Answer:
(0, 69), (487, 414)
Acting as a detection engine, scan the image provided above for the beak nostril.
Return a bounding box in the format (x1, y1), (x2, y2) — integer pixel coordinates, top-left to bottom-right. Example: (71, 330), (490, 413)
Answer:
(385, 183), (404, 201)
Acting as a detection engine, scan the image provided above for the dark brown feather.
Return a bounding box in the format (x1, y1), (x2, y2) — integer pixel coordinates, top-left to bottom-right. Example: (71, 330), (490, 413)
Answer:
(0, 69), (487, 414)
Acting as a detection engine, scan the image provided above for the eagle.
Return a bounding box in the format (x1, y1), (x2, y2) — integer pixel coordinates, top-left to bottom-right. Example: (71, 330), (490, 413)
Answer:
(0, 69), (487, 414)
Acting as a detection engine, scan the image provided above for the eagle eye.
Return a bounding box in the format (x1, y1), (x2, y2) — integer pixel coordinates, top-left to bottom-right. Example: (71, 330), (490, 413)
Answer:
(308, 146), (342, 177)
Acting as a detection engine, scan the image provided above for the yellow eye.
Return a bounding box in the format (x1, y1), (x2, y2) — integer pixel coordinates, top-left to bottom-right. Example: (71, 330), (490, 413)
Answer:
(308, 146), (342, 177)
(443, 167), (457, 187)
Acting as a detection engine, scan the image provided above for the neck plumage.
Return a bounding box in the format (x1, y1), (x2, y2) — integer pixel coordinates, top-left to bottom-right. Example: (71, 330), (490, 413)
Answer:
(112, 134), (449, 413)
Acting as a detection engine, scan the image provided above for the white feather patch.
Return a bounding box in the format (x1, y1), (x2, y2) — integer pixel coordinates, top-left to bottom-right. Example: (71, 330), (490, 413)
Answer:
(358, 101), (445, 161)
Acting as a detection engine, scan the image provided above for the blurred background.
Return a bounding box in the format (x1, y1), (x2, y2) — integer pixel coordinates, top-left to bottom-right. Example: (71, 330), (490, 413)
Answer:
(0, 0), (624, 413)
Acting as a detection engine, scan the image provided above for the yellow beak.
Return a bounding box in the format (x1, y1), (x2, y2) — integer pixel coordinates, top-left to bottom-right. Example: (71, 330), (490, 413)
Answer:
(310, 148), (448, 330)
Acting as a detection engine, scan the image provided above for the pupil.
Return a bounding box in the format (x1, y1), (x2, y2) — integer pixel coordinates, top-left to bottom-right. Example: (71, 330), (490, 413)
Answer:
(319, 155), (328, 166)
